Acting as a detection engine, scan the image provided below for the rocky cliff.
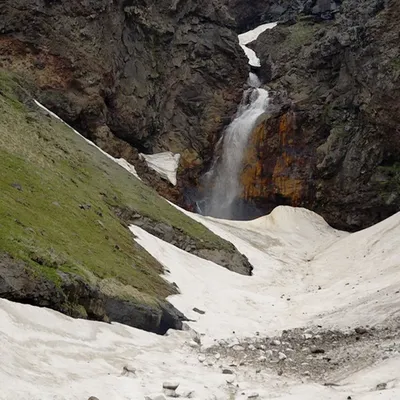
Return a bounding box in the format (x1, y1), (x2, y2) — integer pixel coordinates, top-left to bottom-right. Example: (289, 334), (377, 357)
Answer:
(0, 0), (248, 196)
(240, 0), (400, 230)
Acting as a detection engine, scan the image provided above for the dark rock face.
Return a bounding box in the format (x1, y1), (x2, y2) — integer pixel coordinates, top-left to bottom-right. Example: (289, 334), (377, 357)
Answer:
(226, 0), (306, 31)
(241, 0), (400, 231)
(0, 0), (248, 183)
(115, 207), (253, 275)
(225, 0), (342, 31)
(0, 253), (186, 334)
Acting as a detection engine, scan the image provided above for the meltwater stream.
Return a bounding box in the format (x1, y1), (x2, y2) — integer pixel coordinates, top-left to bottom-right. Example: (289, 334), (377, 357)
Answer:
(201, 23), (277, 219)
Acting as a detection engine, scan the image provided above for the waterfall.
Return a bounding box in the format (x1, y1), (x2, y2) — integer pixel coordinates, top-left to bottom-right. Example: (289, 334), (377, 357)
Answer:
(199, 23), (277, 219)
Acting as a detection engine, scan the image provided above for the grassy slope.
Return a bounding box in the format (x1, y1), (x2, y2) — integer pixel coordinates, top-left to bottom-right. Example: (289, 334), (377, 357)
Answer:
(0, 71), (229, 305)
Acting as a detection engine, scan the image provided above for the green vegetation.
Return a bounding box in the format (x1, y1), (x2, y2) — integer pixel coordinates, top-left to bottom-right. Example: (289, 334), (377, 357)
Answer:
(282, 20), (321, 51)
(0, 70), (229, 304)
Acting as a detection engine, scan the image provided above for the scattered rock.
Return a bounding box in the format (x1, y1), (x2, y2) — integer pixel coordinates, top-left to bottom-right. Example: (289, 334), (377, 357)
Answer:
(188, 340), (199, 348)
(163, 382), (180, 391)
(222, 368), (234, 374)
(271, 340), (281, 346)
(226, 376), (235, 384)
(248, 393), (259, 399)
(233, 345), (245, 351)
(311, 347), (325, 354)
(355, 327), (368, 335)
(193, 307), (205, 315)
(122, 365), (136, 376)
(376, 382), (387, 391)
(79, 203), (91, 210)
(88, 397), (99, 400)
(11, 182), (23, 191)
(265, 350), (273, 357)
(303, 333), (313, 340)
(198, 355), (206, 363)
(278, 352), (287, 361)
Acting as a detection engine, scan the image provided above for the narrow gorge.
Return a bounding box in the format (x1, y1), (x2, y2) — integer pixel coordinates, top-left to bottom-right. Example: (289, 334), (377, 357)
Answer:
(201, 23), (276, 219)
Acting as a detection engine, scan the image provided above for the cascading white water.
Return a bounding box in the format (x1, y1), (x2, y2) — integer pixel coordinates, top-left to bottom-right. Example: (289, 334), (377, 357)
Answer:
(201, 23), (277, 219)
(204, 86), (270, 218)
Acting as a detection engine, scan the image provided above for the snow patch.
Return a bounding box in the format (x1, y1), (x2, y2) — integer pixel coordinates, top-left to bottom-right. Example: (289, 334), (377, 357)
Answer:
(239, 22), (277, 67)
(140, 152), (180, 185)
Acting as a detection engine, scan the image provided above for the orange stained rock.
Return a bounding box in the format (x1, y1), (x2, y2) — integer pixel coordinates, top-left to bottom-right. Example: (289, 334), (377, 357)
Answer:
(239, 111), (305, 205)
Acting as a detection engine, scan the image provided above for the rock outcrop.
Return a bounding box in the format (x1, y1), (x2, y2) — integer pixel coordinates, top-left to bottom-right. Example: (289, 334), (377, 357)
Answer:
(0, 253), (186, 334)
(241, 0), (400, 230)
(0, 0), (248, 191)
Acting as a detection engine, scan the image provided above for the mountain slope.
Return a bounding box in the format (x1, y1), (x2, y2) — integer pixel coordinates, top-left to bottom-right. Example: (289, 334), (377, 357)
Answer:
(0, 71), (250, 333)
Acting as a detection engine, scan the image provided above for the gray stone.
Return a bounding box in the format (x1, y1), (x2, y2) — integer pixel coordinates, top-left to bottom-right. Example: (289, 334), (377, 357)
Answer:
(376, 383), (387, 391)
(278, 352), (287, 360)
(222, 368), (234, 374)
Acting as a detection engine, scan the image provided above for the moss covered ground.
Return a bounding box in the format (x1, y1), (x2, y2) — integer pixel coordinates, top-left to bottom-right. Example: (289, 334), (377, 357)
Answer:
(0, 70), (230, 305)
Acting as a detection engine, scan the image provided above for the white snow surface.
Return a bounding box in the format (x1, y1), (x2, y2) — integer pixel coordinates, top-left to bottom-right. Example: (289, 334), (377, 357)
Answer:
(33, 100), (141, 180)
(238, 22), (277, 67)
(139, 152), (181, 185)
(2, 205), (400, 399)
(2, 100), (399, 400)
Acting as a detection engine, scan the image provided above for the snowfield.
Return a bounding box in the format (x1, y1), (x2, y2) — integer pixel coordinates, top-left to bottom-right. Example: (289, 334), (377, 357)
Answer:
(239, 22), (277, 67)
(2, 206), (400, 400)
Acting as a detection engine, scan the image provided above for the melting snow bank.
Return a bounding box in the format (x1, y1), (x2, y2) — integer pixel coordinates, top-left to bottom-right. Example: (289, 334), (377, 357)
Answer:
(139, 152), (181, 186)
(1, 206), (400, 399)
(33, 100), (141, 180)
(239, 22), (277, 67)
